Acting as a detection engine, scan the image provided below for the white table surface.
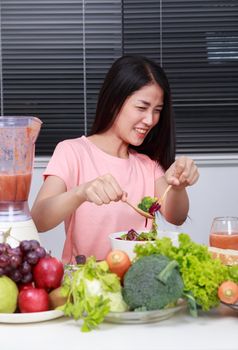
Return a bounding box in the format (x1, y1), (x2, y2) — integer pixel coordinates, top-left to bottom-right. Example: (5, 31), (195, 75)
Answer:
(1, 305), (237, 350)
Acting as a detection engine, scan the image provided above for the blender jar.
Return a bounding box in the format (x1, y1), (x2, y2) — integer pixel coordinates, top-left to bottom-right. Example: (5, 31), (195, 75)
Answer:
(0, 116), (42, 222)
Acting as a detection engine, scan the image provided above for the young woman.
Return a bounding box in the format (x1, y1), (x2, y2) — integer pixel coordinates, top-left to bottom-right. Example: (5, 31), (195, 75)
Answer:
(31, 55), (199, 263)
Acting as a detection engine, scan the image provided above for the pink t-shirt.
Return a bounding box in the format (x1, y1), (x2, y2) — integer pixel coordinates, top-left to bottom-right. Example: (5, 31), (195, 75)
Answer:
(43, 136), (164, 263)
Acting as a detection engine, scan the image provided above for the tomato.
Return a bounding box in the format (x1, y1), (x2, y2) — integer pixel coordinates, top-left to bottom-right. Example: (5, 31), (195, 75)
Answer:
(218, 280), (238, 304)
(106, 250), (131, 280)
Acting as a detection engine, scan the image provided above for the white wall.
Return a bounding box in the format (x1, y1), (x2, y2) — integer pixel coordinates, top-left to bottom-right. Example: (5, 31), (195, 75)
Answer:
(29, 155), (238, 259)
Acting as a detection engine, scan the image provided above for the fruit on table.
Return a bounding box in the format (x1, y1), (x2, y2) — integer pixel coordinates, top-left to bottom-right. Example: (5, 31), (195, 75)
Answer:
(0, 275), (19, 313)
(18, 282), (34, 292)
(33, 256), (64, 290)
(18, 287), (49, 313)
(48, 286), (67, 309)
(0, 240), (46, 284)
(0, 238), (66, 314)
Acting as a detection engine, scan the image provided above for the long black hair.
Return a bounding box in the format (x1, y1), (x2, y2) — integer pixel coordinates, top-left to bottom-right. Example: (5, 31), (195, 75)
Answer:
(90, 55), (176, 170)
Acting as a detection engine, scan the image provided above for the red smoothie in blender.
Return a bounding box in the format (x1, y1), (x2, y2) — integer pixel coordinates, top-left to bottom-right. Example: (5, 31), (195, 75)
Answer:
(0, 116), (42, 235)
(0, 173), (32, 201)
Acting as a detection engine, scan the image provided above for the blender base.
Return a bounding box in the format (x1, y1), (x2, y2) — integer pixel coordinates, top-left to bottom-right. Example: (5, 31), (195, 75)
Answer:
(0, 219), (41, 247)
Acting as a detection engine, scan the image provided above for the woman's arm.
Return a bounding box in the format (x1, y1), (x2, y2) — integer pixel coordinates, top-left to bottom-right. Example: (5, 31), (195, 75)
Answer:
(31, 174), (127, 232)
(155, 156), (199, 225)
(31, 176), (85, 231)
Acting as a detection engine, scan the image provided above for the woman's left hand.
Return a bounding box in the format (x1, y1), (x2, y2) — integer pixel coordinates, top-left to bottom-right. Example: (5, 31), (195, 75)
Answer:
(165, 156), (199, 189)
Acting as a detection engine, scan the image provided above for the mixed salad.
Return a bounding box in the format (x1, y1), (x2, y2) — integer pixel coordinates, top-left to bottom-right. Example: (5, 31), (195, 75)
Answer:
(137, 196), (161, 216)
(118, 196), (160, 241)
(119, 228), (158, 241)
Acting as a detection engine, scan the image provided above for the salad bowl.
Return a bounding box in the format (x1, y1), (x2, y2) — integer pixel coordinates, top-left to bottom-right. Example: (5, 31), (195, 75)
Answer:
(108, 230), (179, 260)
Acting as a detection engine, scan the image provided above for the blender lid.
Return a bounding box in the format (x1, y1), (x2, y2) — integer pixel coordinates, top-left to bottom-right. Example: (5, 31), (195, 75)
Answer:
(0, 116), (42, 127)
(0, 116), (42, 143)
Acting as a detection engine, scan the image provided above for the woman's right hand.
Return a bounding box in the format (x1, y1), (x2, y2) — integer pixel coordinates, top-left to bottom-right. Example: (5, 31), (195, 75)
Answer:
(79, 173), (127, 205)
(32, 173), (126, 232)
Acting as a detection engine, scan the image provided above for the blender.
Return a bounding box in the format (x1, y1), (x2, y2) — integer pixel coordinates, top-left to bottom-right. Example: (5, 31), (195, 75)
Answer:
(0, 116), (42, 247)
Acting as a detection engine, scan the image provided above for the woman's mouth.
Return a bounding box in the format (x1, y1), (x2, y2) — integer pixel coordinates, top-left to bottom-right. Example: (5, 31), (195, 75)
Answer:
(134, 127), (148, 138)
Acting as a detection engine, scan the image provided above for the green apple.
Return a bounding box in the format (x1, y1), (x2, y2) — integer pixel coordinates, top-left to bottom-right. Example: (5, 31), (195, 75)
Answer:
(0, 275), (19, 313)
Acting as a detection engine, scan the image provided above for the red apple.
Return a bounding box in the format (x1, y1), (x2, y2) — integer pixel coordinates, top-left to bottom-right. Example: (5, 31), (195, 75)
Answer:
(33, 255), (64, 290)
(18, 287), (49, 313)
(18, 282), (34, 292)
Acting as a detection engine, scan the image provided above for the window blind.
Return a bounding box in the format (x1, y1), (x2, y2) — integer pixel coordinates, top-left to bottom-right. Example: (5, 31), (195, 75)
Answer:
(123, 0), (238, 154)
(0, 0), (237, 156)
(1, 0), (122, 155)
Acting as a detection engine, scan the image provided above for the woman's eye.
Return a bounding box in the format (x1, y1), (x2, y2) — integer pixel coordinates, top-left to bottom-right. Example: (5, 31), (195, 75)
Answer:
(137, 106), (146, 111)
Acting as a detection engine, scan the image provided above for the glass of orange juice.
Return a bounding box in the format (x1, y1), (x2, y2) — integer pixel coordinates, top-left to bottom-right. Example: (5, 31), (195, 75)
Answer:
(209, 217), (238, 250)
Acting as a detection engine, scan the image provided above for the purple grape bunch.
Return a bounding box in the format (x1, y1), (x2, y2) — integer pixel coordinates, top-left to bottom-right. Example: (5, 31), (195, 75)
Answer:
(0, 240), (47, 284)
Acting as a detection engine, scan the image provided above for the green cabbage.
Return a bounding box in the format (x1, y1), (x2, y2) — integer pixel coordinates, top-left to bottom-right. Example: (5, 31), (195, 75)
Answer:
(60, 257), (127, 332)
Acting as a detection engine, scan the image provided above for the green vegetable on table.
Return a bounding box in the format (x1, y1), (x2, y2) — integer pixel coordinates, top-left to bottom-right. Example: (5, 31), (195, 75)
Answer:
(134, 233), (238, 312)
(59, 256), (128, 332)
(122, 254), (184, 311)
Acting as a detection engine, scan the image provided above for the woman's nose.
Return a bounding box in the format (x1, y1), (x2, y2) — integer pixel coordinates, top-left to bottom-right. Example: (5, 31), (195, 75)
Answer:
(143, 112), (153, 125)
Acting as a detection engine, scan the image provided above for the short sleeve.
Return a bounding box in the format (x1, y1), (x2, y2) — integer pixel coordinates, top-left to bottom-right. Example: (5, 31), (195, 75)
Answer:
(43, 141), (79, 190)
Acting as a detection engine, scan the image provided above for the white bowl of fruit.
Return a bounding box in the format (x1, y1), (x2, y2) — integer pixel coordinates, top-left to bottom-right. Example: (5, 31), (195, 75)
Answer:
(0, 238), (65, 320)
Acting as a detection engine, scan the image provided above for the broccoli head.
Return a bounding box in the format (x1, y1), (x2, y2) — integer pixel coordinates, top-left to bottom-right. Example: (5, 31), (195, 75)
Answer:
(122, 254), (184, 311)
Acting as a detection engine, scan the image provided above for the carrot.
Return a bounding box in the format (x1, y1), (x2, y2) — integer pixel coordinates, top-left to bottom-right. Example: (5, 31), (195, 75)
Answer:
(106, 250), (131, 280)
(218, 280), (238, 304)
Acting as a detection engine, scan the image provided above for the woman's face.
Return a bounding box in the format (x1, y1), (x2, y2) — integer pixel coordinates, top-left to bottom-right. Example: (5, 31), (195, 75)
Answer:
(111, 83), (164, 147)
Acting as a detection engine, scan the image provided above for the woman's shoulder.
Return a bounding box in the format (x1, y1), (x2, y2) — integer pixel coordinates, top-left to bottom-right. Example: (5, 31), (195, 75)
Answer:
(57, 135), (85, 146)
(48, 137), (91, 166)
(54, 136), (88, 152)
